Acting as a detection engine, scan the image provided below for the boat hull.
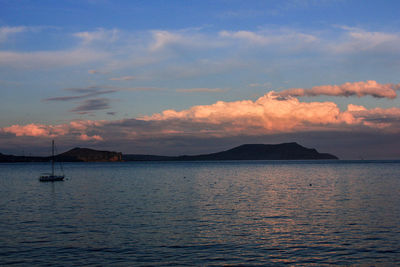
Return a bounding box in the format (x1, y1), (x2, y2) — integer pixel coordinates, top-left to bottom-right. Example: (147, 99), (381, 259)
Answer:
(39, 175), (65, 182)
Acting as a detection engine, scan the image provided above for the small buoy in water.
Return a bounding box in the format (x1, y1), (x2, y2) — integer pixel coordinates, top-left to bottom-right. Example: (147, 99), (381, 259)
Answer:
(309, 183), (312, 186)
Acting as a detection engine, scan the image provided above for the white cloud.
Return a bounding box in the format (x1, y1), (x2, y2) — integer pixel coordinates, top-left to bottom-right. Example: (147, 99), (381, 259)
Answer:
(0, 26), (28, 42)
(74, 28), (119, 45)
(149, 30), (225, 51)
(332, 26), (400, 53)
(0, 49), (109, 68)
(219, 30), (318, 46)
(150, 30), (183, 51)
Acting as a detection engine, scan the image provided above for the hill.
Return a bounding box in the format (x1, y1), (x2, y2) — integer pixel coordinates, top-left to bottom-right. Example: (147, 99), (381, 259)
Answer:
(123, 142), (338, 161)
(0, 142), (337, 162)
(56, 148), (122, 162)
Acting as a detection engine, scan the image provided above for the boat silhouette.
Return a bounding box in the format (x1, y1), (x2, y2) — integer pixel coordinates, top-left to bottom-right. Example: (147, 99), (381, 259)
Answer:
(39, 140), (65, 182)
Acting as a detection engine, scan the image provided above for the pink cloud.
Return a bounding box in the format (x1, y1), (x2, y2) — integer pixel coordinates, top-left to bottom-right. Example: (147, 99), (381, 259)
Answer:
(78, 134), (103, 141)
(2, 92), (400, 144)
(2, 123), (52, 137)
(275, 80), (399, 99)
(69, 120), (103, 131)
(143, 92), (400, 135)
(346, 105), (400, 130)
(1, 120), (105, 139)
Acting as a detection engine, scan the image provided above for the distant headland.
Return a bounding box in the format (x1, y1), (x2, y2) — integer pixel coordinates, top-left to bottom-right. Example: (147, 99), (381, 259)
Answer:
(0, 142), (338, 162)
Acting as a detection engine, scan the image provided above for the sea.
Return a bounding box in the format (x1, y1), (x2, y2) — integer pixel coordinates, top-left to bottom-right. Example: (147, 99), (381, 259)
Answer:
(1, 160), (399, 266)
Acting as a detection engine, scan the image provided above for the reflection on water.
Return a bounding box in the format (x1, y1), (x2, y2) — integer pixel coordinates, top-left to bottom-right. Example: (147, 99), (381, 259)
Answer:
(0, 161), (399, 265)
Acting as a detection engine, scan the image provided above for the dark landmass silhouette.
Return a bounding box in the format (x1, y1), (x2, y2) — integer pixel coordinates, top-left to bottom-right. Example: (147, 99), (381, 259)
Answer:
(0, 148), (122, 162)
(0, 142), (338, 162)
(57, 147), (122, 162)
(124, 142), (338, 161)
(0, 153), (49, 163)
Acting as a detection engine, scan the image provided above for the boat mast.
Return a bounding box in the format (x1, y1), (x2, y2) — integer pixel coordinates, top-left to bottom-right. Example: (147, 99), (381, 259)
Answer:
(52, 140), (55, 176)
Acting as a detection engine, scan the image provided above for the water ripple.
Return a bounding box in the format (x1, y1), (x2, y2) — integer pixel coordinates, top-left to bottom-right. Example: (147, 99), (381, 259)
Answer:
(0, 161), (399, 265)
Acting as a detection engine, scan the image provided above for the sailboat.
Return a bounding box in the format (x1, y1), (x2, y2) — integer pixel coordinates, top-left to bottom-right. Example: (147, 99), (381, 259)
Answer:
(39, 140), (65, 182)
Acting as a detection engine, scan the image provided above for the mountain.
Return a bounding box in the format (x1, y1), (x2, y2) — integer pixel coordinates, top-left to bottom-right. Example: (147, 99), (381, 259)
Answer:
(0, 142), (337, 162)
(123, 142), (338, 161)
(56, 148), (122, 162)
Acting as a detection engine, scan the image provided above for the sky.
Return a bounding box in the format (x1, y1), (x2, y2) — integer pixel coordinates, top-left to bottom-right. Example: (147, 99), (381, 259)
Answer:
(1, 0), (400, 159)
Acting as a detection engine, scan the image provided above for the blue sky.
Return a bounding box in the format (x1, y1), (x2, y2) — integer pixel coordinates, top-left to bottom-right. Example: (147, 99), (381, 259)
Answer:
(1, 0), (400, 158)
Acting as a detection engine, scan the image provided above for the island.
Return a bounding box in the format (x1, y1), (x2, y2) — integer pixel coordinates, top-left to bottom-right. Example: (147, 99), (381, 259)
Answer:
(0, 142), (338, 162)
(123, 142), (338, 161)
(56, 147), (122, 162)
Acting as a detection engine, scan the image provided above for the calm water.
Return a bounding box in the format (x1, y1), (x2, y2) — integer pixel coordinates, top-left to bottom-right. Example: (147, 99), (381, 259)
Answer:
(1, 161), (400, 266)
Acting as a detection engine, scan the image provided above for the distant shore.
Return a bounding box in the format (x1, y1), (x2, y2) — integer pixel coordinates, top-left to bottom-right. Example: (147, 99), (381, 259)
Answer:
(1, 142), (338, 162)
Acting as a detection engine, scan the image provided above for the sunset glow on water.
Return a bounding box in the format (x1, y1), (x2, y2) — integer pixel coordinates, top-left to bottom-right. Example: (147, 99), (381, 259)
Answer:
(1, 1), (400, 265)
(1, 161), (399, 265)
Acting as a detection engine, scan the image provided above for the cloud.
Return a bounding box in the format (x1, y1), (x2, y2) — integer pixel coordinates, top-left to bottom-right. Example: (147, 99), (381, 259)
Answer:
(333, 26), (400, 53)
(3, 91), (400, 141)
(150, 30), (183, 51)
(71, 98), (111, 112)
(74, 28), (119, 45)
(2, 123), (62, 137)
(149, 30), (224, 51)
(78, 134), (103, 141)
(2, 91), (400, 158)
(1, 120), (103, 138)
(110, 76), (135, 81)
(44, 85), (160, 113)
(65, 86), (105, 94)
(275, 80), (399, 99)
(143, 92), (339, 135)
(44, 86), (117, 102)
(219, 30), (318, 46)
(176, 88), (226, 93)
(0, 49), (108, 68)
(347, 105), (400, 130)
(0, 26), (27, 42)
(143, 91), (400, 135)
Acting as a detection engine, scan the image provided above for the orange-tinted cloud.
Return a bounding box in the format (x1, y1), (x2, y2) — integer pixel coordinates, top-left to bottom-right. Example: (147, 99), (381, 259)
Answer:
(144, 92), (400, 135)
(346, 105), (400, 130)
(79, 134), (103, 141)
(275, 80), (399, 99)
(1, 120), (104, 141)
(2, 92), (400, 143)
(2, 123), (67, 137)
